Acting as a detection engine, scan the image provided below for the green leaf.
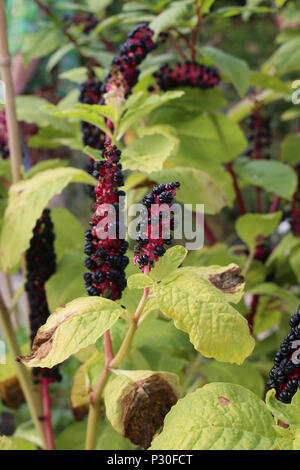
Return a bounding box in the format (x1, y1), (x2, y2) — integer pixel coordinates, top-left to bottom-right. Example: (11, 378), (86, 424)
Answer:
(16, 96), (63, 128)
(46, 43), (75, 72)
(148, 166), (229, 214)
(22, 27), (63, 64)
(127, 273), (154, 289)
(48, 105), (111, 136)
(0, 159), (12, 183)
(151, 383), (276, 450)
(235, 212), (282, 251)
(149, 1), (192, 38)
(153, 270), (254, 364)
(118, 91), (184, 139)
(281, 134), (300, 165)
(24, 159), (68, 179)
(266, 389), (300, 426)
(250, 71), (290, 94)
(19, 297), (125, 368)
(46, 249), (86, 312)
(59, 66), (105, 84)
(150, 246), (188, 281)
(290, 245), (300, 284)
(122, 134), (177, 172)
(233, 158), (297, 199)
(0, 167), (96, 271)
(263, 38), (300, 75)
(51, 208), (84, 262)
(0, 436), (36, 450)
(201, 46), (250, 97)
(247, 282), (299, 312)
(201, 360), (265, 398)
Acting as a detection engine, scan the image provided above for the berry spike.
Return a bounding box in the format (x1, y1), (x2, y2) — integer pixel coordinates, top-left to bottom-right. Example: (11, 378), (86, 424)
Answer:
(25, 209), (61, 383)
(153, 61), (220, 91)
(0, 109), (9, 159)
(244, 103), (272, 160)
(134, 182), (180, 272)
(83, 142), (128, 300)
(267, 305), (300, 403)
(103, 23), (156, 102)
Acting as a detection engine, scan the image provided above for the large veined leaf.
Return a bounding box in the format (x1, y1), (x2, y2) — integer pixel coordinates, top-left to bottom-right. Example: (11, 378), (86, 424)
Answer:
(16, 96), (64, 129)
(147, 166), (229, 213)
(149, 1), (192, 38)
(201, 46), (250, 97)
(235, 212), (282, 251)
(122, 134), (177, 172)
(51, 208), (84, 262)
(150, 383), (277, 450)
(19, 297), (125, 368)
(233, 158), (297, 200)
(153, 270), (254, 364)
(0, 168), (96, 271)
(281, 134), (300, 165)
(21, 27), (63, 65)
(263, 37), (300, 75)
(24, 159), (68, 180)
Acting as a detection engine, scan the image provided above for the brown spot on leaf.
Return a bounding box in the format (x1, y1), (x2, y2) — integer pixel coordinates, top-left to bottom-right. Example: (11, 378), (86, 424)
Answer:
(0, 376), (25, 409)
(121, 374), (178, 449)
(209, 265), (244, 294)
(72, 404), (89, 422)
(18, 326), (57, 364)
(218, 396), (231, 406)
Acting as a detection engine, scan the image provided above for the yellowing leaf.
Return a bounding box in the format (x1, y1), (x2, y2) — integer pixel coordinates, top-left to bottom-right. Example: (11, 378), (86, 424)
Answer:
(19, 297), (124, 368)
(151, 383), (276, 450)
(153, 271), (254, 364)
(0, 168), (96, 271)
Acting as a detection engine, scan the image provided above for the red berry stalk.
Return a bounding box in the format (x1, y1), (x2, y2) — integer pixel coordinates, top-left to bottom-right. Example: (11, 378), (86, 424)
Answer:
(153, 61), (220, 91)
(134, 182), (180, 272)
(245, 103), (272, 160)
(83, 142), (129, 300)
(0, 109), (9, 159)
(25, 209), (61, 383)
(268, 306), (300, 403)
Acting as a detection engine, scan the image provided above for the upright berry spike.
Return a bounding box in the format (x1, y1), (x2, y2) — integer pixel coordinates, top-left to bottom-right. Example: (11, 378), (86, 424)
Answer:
(0, 109), (9, 159)
(267, 305), (300, 403)
(83, 142), (128, 300)
(134, 182), (180, 272)
(244, 103), (272, 159)
(25, 209), (62, 383)
(103, 23), (156, 102)
(153, 61), (220, 91)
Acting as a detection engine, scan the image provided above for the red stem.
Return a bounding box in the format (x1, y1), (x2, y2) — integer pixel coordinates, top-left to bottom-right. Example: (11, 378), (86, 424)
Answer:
(170, 33), (187, 62)
(41, 377), (55, 450)
(226, 162), (247, 215)
(245, 294), (259, 329)
(269, 195), (280, 213)
(193, 211), (216, 245)
(104, 331), (114, 365)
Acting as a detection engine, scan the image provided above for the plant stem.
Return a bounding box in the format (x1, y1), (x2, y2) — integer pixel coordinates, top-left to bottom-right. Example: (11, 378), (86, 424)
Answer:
(242, 248), (255, 277)
(226, 162), (247, 215)
(0, 291), (46, 448)
(85, 268), (150, 450)
(41, 377), (55, 450)
(269, 195), (280, 213)
(193, 210), (216, 245)
(170, 33), (187, 61)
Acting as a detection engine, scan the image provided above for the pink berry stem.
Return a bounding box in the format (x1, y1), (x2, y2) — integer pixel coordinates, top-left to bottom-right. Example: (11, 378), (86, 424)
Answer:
(41, 377), (55, 450)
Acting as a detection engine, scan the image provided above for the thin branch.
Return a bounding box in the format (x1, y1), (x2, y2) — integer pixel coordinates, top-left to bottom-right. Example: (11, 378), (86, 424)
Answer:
(169, 33), (187, 62)
(41, 377), (55, 450)
(226, 162), (247, 215)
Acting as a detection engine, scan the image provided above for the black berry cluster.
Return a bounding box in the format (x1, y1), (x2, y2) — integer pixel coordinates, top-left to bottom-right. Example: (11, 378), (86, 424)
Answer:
(25, 209), (61, 383)
(245, 104), (271, 159)
(83, 141), (129, 300)
(101, 23), (156, 101)
(0, 109), (9, 159)
(134, 182), (180, 272)
(291, 164), (300, 236)
(153, 61), (220, 91)
(267, 305), (300, 403)
(63, 12), (99, 34)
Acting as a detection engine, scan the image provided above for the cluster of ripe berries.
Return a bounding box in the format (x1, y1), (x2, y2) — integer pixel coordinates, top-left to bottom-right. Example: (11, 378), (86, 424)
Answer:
(152, 61), (220, 91)
(267, 305), (300, 403)
(0, 109), (9, 159)
(63, 12), (99, 34)
(83, 142), (129, 300)
(245, 105), (272, 159)
(103, 23), (156, 100)
(79, 76), (105, 151)
(134, 182), (180, 272)
(290, 164), (300, 236)
(25, 209), (61, 383)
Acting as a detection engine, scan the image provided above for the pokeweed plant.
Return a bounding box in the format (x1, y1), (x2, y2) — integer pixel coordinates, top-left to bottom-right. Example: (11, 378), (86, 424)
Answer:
(1, 0), (300, 452)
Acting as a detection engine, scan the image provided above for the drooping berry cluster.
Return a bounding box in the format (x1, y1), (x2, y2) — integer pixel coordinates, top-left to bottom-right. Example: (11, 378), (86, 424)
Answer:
(102, 23), (156, 101)
(291, 164), (300, 236)
(25, 209), (61, 382)
(0, 109), (9, 159)
(245, 104), (271, 159)
(153, 61), (220, 91)
(83, 142), (129, 300)
(267, 306), (300, 403)
(63, 12), (99, 34)
(134, 182), (180, 272)
(79, 76), (105, 151)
